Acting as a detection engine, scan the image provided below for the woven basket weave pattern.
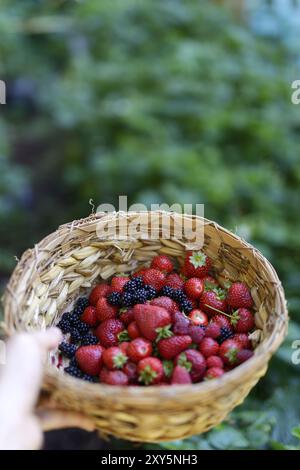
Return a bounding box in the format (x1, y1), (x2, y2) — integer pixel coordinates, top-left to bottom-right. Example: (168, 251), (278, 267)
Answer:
(2, 212), (288, 442)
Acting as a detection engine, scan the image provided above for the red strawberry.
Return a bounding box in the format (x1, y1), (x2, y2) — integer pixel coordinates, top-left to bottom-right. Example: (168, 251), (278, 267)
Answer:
(100, 368), (128, 385)
(175, 350), (206, 382)
(127, 321), (141, 339)
(95, 319), (124, 348)
(132, 268), (147, 278)
(119, 307), (135, 326)
(127, 337), (153, 363)
(230, 308), (254, 333)
(138, 357), (164, 385)
(110, 275), (130, 293)
(226, 282), (253, 309)
(206, 355), (223, 369)
(81, 306), (99, 327)
(103, 346), (128, 370)
(188, 309), (208, 326)
(199, 289), (227, 316)
(142, 268), (165, 290)
(150, 296), (178, 315)
(219, 338), (241, 365)
(184, 250), (212, 278)
(203, 275), (219, 291)
(151, 255), (174, 273)
(205, 367), (224, 380)
(171, 365), (192, 385)
(233, 333), (252, 349)
(188, 325), (206, 344)
(75, 345), (104, 376)
(158, 335), (192, 360)
(205, 322), (221, 339)
(211, 313), (231, 330)
(199, 337), (219, 358)
(236, 349), (254, 364)
(184, 278), (204, 299)
(164, 272), (185, 290)
(96, 297), (118, 322)
(119, 341), (130, 355)
(134, 304), (171, 342)
(123, 361), (138, 383)
(89, 283), (110, 306)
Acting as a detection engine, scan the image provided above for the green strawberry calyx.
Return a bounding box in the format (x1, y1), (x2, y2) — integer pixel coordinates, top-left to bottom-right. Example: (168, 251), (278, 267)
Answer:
(163, 360), (174, 378)
(155, 324), (173, 342)
(229, 310), (240, 327)
(177, 353), (192, 372)
(118, 330), (130, 343)
(138, 365), (158, 385)
(189, 251), (207, 268)
(113, 352), (128, 369)
(225, 347), (238, 364)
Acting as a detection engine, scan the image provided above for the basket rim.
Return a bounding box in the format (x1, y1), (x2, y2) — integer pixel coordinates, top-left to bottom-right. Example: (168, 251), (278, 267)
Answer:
(3, 211), (288, 401)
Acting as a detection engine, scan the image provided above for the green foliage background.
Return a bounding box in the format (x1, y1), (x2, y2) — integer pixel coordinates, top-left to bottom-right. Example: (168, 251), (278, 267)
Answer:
(0, 0), (299, 449)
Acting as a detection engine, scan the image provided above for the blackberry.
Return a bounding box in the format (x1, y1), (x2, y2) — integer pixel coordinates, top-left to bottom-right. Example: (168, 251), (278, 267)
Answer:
(144, 285), (157, 299)
(133, 288), (148, 304)
(82, 373), (96, 383)
(122, 291), (134, 307)
(68, 312), (81, 325)
(81, 333), (99, 346)
(57, 319), (71, 334)
(107, 291), (122, 306)
(160, 286), (175, 298)
(69, 357), (77, 368)
(75, 297), (89, 310)
(64, 365), (83, 379)
(172, 289), (186, 303)
(179, 298), (193, 314)
(70, 328), (81, 343)
(58, 342), (77, 358)
(218, 327), (233, 344)
(72, 305), (85, 316)
(61, 311), (71, 322)
(77, 320), (90, 335)
(124, 276), (144, 292)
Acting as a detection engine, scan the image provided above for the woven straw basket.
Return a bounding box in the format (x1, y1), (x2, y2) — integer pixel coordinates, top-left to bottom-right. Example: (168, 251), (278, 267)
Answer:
(2, 211), (288, 443)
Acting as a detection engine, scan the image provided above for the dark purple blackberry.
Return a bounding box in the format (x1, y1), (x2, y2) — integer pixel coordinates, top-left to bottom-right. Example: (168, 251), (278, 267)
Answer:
(124, 276), (144, 292)
(57, 319), (71, 334)
(75, 297), (89, 310)
(180, 298), (193, 313)
(69, 357), (77, 368)
(72, 305), (85, 316)
(70, 328), (81, 343)
(58, 342), (77, 358)
(82, 373), (96, 383)
(172, 289), (186, 303)
(64, 365), (83, 379)
(160, 286), (175, 298)
(61, 311), (71, 322)
(69, 312), (80, 325)
(133, 288), (148, 304)
(122, 291), (134, 307)
(77, 321), (90, 335)
(144, 285), (157, 299)
(81, 333), (98, 346)
(218, 327), (233, 344)
(107, 291), (122, 306)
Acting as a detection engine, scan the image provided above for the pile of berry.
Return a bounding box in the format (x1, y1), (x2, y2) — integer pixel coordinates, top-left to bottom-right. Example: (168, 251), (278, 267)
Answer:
(57, 251), (255, 386)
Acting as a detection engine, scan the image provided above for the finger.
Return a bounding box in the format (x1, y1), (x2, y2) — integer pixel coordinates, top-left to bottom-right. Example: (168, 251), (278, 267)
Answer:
(31, 328), (62, 352)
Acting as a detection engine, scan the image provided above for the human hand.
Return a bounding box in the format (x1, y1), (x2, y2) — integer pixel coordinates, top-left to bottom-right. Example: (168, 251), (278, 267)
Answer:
(0, 328), (62, 450)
